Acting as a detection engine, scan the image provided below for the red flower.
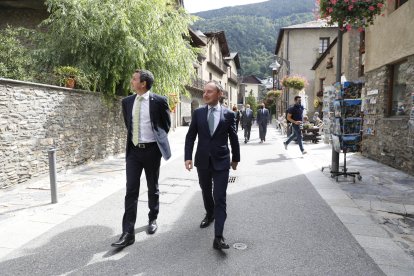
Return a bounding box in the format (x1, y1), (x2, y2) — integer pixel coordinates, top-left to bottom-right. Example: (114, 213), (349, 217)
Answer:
(346, 24), (352, 31)
(348, 4), (354, 11)
(368, 5), (375, 11)
(377, 3), (384, 8)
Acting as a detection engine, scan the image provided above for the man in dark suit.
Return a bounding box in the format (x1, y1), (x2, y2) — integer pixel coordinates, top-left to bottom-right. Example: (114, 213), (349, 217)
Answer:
(256, 102), (270, 143)
(241, 104), (253, 144)
(184, 81), (240, 250)
(111, 69), (171, 248)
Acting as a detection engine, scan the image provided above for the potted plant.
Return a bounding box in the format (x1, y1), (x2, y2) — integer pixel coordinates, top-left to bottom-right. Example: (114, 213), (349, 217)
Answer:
(282, 75), (308, 91)
(54, 66), (91, 90)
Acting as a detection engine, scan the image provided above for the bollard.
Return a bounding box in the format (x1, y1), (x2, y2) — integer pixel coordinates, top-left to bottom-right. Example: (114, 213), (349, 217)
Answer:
(48, 147), (58, 204)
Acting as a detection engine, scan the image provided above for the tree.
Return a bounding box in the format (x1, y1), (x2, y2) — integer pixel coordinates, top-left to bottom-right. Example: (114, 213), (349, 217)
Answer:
(39, 0), (197, 97)
(245, 90), (257, 115)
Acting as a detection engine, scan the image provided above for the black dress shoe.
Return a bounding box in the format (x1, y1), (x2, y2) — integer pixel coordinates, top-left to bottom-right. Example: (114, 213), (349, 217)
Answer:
(148, 220), (157, 234)
(200, 215), (214, 228)
(213, 237), (230, 250)
(111, 232), (135, 248)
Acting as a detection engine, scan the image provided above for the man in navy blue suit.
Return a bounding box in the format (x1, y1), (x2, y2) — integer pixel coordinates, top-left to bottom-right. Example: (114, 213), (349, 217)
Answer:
(112, 69), (171, 248)
(184, 81), (240, 250)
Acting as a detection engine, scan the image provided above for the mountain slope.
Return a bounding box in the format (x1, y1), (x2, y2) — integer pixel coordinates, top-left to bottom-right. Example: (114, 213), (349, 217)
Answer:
(191, 0), (316, 78)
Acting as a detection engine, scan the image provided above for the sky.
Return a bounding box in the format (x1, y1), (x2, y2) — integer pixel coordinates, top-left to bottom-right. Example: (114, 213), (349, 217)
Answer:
(184, 0), (268, 13)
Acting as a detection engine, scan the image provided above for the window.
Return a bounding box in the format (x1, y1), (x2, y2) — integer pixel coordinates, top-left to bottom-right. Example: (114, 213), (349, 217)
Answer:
(319, 78), (325, 92)
(209, 73), (212, 81)
(388, 61), (408, 116)
(319, 37), (330, 54)
(359, 31), (365, 76)
(395, 0), (408, 9)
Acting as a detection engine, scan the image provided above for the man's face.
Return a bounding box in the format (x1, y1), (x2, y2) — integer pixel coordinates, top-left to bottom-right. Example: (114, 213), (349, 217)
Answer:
(131, 72), (146, 93)
(296, 98), (302, 105)
(203, 83), (222, 106)
(260, 104), (264, 109)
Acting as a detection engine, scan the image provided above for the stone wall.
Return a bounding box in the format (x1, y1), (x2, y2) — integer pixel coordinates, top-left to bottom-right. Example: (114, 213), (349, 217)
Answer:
(362, 55), (414, 175)
(0, 79), (126, 188)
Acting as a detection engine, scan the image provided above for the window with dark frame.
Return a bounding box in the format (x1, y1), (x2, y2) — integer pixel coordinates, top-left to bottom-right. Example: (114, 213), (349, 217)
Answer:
(209, 73), (212, 81)
(395, 0), (409, 9)
(387, 61), (408, 116)
(319, 37), (330, 54)
(359, 31), (365, 77)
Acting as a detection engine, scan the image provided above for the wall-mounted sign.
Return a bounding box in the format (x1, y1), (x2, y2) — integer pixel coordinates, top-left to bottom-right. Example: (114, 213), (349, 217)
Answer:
(367, 89), (379, 96)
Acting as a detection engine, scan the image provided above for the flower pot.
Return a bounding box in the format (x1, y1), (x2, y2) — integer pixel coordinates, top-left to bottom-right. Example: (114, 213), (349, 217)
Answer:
(65, 78), (75, 88)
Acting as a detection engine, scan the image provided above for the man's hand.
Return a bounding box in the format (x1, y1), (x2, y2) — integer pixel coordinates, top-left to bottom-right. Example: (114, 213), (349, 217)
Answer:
(231, 161), (238, 170)
(185, 160), (193, 171)
(294, 121), (301, 125)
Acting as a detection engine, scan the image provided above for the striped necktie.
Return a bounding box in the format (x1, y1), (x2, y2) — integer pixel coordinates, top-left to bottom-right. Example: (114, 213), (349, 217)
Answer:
(208, 107), (215, 135)
(132, 96), (144, 146)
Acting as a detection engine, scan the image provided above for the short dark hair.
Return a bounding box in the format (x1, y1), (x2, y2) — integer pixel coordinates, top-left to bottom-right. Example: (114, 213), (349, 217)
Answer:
(294, 96), (301, 101)
(135, 69), (154, 90)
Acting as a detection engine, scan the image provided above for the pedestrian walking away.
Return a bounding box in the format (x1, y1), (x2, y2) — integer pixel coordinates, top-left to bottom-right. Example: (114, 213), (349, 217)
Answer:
(112, 69), (172, 248)
(256, 102), (269, 143)
(241, 104), (253, 143)
(283, 96), (307, 155)
(184, 81), (240, 250)
(232, 105), (241, 132)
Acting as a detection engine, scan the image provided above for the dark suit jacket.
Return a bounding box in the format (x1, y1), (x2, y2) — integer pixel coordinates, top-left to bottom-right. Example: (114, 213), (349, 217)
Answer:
(241, 108), (254, 127)
(122, 92), (171, 160)
(185, 105), (240, 170)
(256, 108), (270, 124)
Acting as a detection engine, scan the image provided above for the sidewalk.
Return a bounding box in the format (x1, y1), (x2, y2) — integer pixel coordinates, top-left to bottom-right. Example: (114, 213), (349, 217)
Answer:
(274, 127), (414, 263)
(1, 125), (414, 274)
(0, 126), (190, 260)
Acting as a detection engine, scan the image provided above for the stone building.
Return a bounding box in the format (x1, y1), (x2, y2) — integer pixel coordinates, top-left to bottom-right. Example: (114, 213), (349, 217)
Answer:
(311, 29), (365, 115)
(275, 20), (338, 114)
(361, 0), (414, 175)
(180, 30), (241, 125)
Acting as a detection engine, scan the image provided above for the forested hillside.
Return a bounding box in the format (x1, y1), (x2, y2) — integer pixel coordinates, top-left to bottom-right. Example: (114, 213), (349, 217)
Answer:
(192, 0), (316, 78)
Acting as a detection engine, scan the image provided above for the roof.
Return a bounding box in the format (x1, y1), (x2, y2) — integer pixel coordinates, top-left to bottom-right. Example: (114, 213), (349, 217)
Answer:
(241, 75), (262, 84)
(204, 31), (230, 57)
(189, 28), (206, 47)
(224, 52), (241, 69)
(275, 19), (338, 55)
(311, 37), (338, 70)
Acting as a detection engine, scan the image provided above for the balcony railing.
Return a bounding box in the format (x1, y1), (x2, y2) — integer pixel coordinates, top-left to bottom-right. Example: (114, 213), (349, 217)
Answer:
(186, 77), (206, 91)
(228, 72), (238, 84)
(207, 56), (227, 74)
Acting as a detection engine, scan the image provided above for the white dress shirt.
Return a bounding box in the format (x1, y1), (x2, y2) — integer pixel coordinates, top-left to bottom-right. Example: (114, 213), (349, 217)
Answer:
(132, 91), (156, 143)
(207, 103), (221, 133)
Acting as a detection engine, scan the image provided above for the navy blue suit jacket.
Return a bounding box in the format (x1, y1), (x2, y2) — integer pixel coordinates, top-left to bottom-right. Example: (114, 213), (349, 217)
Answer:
(122, 92), (171, 160)
(185, 105), (240, 170)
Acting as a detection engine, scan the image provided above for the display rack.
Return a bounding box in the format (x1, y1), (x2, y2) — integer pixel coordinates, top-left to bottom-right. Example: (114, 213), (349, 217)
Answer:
(322, 82), (363, 183)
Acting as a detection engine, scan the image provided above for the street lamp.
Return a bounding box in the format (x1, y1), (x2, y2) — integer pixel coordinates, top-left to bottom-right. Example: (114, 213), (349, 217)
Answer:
(269, 60), (281, 90)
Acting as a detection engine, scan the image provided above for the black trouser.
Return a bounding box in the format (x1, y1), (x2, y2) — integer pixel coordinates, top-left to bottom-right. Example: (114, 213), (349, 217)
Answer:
(258, 121), (267, 141)
(122, 142), (161, 234)
(197, 163), (229, 237)
(244, 124), (251, 141)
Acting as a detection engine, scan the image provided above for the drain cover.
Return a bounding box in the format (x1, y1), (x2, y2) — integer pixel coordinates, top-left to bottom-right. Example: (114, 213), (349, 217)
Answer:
(228, 176), (237, 183)
(233, 243), (247, 250)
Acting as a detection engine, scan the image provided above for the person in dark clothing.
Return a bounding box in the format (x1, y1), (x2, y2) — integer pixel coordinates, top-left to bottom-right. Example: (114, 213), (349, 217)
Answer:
(283, 96), (307, 154)
(232, 105), (241, 132)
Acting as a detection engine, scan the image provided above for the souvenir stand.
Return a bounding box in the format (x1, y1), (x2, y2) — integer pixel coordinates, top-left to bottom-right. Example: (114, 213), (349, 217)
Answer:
(322, 82), (363, 182)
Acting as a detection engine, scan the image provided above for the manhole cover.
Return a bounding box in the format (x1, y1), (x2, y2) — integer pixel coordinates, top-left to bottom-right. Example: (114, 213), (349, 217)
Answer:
(233, 243), (247, 250)
(228, 176), (237, 183)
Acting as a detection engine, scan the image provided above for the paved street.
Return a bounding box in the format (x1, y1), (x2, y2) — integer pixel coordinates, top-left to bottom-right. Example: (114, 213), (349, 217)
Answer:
(0, 125), (413, 275)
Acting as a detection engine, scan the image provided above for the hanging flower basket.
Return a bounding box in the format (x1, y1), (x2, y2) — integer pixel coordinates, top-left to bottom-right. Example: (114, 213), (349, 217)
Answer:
(267, 90), (282, 98)
(318, 0), (389, 31)
(281, 75), (308, 91)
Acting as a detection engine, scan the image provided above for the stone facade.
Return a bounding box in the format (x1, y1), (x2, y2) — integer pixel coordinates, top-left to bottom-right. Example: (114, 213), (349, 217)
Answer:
(362, 55), (414, 175)
(0, 79), (126, 188)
